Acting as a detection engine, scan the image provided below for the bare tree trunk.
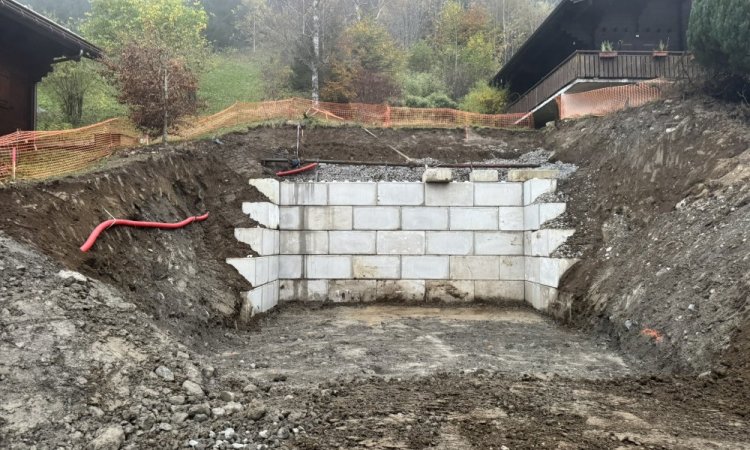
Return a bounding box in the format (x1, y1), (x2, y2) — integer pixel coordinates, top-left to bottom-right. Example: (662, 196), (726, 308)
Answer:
(163, 68), (169, 144)
(311, 0), (320, 104)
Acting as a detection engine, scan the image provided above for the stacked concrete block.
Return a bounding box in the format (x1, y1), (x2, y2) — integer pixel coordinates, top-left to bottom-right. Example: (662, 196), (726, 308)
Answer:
(236, 177), (579, 310)
(242, 202), (280, 228)
(235, 228), (280, 256)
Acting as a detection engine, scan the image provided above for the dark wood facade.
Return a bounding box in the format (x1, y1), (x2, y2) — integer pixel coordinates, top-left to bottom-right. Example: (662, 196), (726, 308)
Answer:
(492, 0), (694, 115)
(0, 0), (100, 135)
(507, 51), (698, 114)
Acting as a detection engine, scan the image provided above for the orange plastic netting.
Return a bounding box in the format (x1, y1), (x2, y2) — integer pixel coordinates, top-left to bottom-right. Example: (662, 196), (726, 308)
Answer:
(557, 80), (671, 120)
(0, 98), (532, 182)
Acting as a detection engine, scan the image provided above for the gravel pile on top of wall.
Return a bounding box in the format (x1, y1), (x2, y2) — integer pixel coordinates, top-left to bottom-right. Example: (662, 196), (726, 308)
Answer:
(289, 149), (578, 182)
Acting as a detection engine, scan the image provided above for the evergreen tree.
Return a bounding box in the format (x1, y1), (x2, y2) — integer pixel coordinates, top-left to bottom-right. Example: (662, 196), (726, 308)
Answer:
(688, 0), (750, 83)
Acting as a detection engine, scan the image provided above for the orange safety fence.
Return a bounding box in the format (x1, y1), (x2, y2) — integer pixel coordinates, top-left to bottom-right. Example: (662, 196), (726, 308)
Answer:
(0, 118), (140, 182)
(557, 80), (672, 120)
(0, 98), (533, 183)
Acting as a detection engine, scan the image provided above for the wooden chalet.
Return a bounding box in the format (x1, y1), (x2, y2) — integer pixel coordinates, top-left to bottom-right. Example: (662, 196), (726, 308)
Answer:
(0, 0), (101, 135)
(492, 0), (698, 124)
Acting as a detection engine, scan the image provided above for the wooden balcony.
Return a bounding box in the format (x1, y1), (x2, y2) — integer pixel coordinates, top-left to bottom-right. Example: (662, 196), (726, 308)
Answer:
(505, 51), (699, 114)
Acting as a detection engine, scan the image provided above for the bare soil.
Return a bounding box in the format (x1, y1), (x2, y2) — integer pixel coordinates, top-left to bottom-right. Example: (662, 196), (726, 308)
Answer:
(1, 108), (750, 449)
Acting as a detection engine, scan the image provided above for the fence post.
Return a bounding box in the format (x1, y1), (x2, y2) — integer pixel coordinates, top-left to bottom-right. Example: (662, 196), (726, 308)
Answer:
(11, 145), (17, 182)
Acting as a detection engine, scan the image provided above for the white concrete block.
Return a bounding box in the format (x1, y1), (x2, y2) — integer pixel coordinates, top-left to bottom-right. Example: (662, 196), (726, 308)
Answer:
(425, 183), (473, 206)
(449, 208), (498, 231)
(525, 257), (540, 284)
(499, 256), (526, 280)
(469, 170), (499, 182)
(279, 207), (302, 230)
(235, 228), (280, 256)
(450, 256), (499, 280)
(243, 202), (280, 229)
(426, 280), (474, 302)
(524, 203), (566, 230)
(525, 282), (558, 311)
(401, 256), (450, 279)
(280, 231), (328, 255)
(328, 280), (377, 303)
(227, 256), (279, 287)
(249, 179), (280, 204)
(304, 206), (353, 231)
(474, 232), (523, 256)
(279, 255), (303, 279)
(279, 279), (329, 302)
(279, 279), (297, 302)
(474, 183), (523, 206)
(538, 257), (578, 288)
(475, 281), (525, 302)
(353, 207), (400, 230)
(523, 179), (557, 206)
(426, 231), (473, 255)
(507, 169), (559, 182)
(280, 182), (328, 205)
(242, 286), (263, 318)
(352, 256), (400, 279)
(329, 182), (377, 206)
(524, 230), (575, 256)
(422, 168), (453, 183)
(401, 207), (449, 230)
(376, 280), (425, 302)
(377, 183), (424, 206)
(329, 231), (377, 254)
(377, 231), (425, 255)
(260, 280), (280, 313)
(498, 207), (525, 231)
(305, 255), (352, 279)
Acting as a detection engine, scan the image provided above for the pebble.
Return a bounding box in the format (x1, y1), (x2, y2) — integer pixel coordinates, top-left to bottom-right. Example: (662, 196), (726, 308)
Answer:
(182, 380), (205, 397)
(158, 423), (173, 432)
(242, 383), (258, 393)
(89, 425), (125, 450)
(246, 401), (265, 420)
(223, 428), (236, 439)
(258, 430), (270, 439)
(155, 366), (175, 381)
(225, 401), (245, 416)
(212, 407), (226, 417)
(220, 391), (235, 402)
(277, 427), (290, 439)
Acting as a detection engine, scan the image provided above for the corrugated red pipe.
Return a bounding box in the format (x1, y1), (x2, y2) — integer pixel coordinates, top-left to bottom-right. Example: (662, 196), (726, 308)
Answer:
(80, 213), (210, 252)
(276, 162), (318, 177)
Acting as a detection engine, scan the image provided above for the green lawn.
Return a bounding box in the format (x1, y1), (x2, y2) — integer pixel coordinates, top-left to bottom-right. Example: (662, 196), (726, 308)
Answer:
(199, 51), (264, 114)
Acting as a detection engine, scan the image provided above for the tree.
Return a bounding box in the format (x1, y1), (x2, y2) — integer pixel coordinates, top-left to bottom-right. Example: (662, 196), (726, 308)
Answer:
(688, 0), (750, 99)
(322, 20), (403, 103)
(83, 0), (209, 66)
(43, 61), (99, 127)
(201, 0), (248, 48)
(104, 40), (203, 141)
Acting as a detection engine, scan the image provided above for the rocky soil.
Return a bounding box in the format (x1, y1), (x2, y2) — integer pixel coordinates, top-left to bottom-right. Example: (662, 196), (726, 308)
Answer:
(547, 96), (750, 379)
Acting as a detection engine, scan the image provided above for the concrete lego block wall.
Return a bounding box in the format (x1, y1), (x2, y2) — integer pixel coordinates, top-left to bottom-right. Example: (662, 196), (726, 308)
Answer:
(232, 178), (579, 314)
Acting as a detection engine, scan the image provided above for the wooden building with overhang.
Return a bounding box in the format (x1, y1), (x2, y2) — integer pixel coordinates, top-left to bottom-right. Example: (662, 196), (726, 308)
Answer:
(0, 0), (101, 135)
(492, 0), (697, 124)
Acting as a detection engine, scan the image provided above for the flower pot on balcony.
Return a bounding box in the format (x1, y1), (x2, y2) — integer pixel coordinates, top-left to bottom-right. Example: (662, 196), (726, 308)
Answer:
(599, 51), (618, 59)
(652, 50), (668, 58)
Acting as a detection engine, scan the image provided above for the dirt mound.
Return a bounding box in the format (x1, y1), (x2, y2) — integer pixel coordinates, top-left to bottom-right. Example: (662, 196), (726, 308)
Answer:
(546, 96), (750, 378)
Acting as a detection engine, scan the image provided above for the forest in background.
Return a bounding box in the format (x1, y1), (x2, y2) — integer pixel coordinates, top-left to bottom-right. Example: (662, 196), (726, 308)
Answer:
(21, 0), (557, 130)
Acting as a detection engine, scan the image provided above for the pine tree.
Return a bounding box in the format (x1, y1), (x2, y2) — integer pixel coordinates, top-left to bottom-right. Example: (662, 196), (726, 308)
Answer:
(688, 0), (750, 77)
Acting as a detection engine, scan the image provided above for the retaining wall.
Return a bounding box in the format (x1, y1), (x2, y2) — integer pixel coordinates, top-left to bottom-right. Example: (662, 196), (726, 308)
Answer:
(227, 174), (578, 319)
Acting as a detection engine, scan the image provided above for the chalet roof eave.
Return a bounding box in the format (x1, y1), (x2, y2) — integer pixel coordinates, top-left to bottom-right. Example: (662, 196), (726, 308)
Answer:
(492, 0), (577, 86)
(0, 0), (103, 59)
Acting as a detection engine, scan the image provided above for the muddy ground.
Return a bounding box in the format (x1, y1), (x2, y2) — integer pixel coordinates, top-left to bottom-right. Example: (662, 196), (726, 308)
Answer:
(1, 101), (750, 449)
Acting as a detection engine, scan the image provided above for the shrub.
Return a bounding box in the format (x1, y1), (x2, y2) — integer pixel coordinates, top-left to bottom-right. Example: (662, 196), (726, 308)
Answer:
(426, 92), (458, 109)
(405, 95), (431, 108)
(460, 82), (507, 114)
(408, 41), (435, 73)
(403, 72), (447, 99)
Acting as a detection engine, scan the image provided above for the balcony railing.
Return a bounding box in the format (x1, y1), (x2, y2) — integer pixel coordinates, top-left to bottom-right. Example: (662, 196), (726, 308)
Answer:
(505, 51), (699, 114)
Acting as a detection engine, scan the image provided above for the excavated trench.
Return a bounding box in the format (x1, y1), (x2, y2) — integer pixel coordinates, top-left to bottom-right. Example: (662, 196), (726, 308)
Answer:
(1, 113), (750, 449)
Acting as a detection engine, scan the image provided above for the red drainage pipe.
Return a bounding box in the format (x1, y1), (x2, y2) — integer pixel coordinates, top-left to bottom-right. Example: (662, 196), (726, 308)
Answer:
(276, 162), (318, 177)
(80, 212), (210, 253)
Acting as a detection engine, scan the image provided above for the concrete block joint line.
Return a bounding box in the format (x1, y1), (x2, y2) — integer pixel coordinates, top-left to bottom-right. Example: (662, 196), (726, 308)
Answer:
(230, 178), (577, 314)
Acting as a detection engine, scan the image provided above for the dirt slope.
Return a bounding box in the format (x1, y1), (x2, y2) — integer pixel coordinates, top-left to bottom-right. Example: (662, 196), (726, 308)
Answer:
(546, 97), (750, 378)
